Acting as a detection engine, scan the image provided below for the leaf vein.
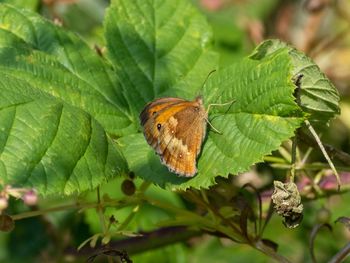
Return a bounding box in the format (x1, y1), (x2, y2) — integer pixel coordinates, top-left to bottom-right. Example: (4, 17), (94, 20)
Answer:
(65, 114), (93, 191)
(24, 103), (64, 183)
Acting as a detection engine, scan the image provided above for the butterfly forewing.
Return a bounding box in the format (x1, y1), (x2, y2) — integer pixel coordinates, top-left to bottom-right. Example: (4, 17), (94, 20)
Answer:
(140, 98), (185, 126)
(140, 97), (207, 177)
(141, 98), (187, 151)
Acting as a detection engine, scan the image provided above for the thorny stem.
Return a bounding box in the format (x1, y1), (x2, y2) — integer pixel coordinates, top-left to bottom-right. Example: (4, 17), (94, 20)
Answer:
(305, 120), (341, 191)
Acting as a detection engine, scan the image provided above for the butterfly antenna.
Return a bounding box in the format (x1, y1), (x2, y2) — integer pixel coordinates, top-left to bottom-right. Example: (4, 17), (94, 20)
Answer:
(201, 69), (217, 88)
(195, 69), (217, 98)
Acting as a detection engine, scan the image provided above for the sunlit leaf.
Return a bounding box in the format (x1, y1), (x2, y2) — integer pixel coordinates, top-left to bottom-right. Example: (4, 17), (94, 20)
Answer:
(120, 45), (304, 189)
(0, 4), (129, 195)
(250, 39), (340, 125)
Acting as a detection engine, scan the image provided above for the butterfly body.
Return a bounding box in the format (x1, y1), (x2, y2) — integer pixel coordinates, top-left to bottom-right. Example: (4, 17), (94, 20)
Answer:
(140, 96), (207, 177)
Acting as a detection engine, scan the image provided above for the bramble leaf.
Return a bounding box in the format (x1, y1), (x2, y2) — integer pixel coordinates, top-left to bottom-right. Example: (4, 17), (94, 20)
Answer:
(0, 4), (129, 195)
(0, 0), (38, 11)
(120, 45), (305, 189)
(0, 1), (340, 194)
(249, 39), (340, 125)
(104, 0), (219, 117)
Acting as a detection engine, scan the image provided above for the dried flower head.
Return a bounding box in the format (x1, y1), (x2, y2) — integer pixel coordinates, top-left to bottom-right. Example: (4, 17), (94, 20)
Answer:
(271, 181), (303, 228)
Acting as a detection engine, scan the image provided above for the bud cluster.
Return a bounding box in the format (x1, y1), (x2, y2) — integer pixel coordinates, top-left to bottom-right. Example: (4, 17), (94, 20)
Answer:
(0, 186), (38, 212)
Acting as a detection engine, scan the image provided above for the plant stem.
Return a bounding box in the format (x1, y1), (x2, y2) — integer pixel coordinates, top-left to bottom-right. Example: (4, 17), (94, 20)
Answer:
(117, 205), (140, 231)
(144, 195), (243, 242)
(290, 136), (297, 182)
(254, 239), (292, 263)
(264, 156), (288, 163)
(11, 198), (138, 221)
(96, 187), (107, 234)
(305, 120), (341, 190)
(138, 181), (151, 193)
(269, 163), (350, 172)
(328, 241), (350, 263)
(298, 130), (350, 166)
(65, 226), (202, 257)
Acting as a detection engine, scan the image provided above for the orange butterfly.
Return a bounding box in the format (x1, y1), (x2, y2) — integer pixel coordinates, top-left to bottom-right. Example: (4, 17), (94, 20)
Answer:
(140, 96), (207, 177)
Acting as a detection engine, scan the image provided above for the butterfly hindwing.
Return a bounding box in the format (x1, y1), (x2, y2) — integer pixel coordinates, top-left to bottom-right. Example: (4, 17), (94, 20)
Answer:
(159, 105), (207, 176)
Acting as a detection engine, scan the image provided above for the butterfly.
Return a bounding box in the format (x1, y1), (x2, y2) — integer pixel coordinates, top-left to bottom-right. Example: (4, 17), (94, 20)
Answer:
(139, 96), (208, 177)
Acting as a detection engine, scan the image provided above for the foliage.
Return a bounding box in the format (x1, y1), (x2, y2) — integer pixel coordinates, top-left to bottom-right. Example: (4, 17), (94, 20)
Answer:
(0, 0), (349, 262)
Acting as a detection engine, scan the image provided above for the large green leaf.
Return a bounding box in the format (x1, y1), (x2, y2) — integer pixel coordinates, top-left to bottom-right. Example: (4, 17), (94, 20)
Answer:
(0, 0), (340, 194)
(249, 39), (340, 124)
(0, 0), (38, 11)
(119, 45), (305, 189)
(0, 4), (129, 195)
(0, 5), (134, 136)
(104, 0), (219, 116)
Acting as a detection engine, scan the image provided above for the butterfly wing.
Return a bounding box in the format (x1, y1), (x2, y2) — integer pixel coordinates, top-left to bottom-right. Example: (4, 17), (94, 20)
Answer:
(158, 105), (207, 176)
(140, 97), (186, 151)
(140, 97), (207, 177)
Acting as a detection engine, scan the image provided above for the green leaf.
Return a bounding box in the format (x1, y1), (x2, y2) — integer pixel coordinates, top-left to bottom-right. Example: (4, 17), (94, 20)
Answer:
(0, 0), (39, 11)
(0, 0), (337, 194)
(249, 39), (340, 124)
(120, 46), (304, 189)
(0, 4), (134, 136)
(0, 4), (129, 195)
(0, 78), (127, 195)
(104, 0), (219, 117)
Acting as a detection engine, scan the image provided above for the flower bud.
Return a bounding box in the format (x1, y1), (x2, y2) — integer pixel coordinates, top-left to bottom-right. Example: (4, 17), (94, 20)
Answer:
(22, 190), (38, 206)
(0, 196), (8, 211)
